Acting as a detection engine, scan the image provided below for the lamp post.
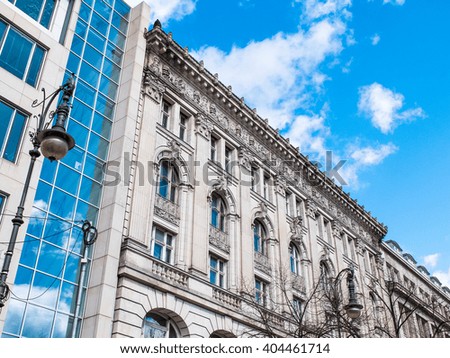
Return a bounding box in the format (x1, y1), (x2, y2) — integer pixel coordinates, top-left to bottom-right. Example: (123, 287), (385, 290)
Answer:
(0, 75), (76, 308)
(332, 264), (363, 337)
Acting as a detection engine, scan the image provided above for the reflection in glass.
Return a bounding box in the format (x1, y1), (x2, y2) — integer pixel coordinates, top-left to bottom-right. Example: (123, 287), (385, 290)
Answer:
(22, 304), (54, 338)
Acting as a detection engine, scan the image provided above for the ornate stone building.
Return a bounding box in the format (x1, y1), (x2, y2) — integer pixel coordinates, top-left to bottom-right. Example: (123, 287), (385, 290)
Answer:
(81, 21), (450, 338)
(0, 1), (449, 338)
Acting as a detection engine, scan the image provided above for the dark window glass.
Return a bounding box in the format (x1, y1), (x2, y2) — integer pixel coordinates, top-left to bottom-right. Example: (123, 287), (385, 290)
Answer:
(0, 99), (27, 162)
(67, 52), (81, 74)
(26, 45), (45, 86)
(0, 26), (32, 78)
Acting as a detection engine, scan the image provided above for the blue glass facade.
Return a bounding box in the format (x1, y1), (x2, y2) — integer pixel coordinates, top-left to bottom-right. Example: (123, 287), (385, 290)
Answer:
(2, 0), (130, 338)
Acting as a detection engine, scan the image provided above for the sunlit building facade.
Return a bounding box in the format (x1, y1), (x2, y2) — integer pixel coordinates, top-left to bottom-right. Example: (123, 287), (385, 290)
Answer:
(0, 0), (449, 338)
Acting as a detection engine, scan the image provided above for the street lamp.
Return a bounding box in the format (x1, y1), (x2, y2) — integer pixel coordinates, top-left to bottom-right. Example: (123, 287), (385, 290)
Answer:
(0, 75), (76, 308)
(335, 265), (363, 320)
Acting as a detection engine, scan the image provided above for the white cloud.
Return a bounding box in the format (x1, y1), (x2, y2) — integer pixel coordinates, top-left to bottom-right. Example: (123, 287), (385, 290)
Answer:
(424, 253), (440, 269)
(383, 0), (406, 6)
(358, 83), (425, 134)
(371, 33), (381, 45)
(433, 267), (450, 287)
(299, 0), (353, 21)
(126, 0), (197, 24)
(192, 19), (347, 130)
(339, 142), (398, 187)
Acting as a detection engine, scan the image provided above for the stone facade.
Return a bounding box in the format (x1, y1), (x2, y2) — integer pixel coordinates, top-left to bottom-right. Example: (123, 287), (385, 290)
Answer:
(83, 23), (450, 338)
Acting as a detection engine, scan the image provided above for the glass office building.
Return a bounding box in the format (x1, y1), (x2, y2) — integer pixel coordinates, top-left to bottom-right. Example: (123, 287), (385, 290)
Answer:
(2, 0), (130, 338)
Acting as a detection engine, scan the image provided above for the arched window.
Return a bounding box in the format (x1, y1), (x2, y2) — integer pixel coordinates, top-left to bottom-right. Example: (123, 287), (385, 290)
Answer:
(290, 243), (301, 275)
(211, 193), (226, 232)
(143, 312), (180, 338)
(253, 220), (267, 255)
(158, 160), (179, 203)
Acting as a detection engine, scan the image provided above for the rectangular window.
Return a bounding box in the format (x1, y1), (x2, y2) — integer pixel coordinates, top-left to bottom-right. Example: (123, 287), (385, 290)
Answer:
(210, 136), (218, 162)
(210, 256), (226, 288)
(251, 167), (258, 192)
(285, 193), (291, 216)
(263, 174), (270, 201)
(323, 219), (331, 243)
(0, 99), (27, 162)
(179, 112), (188, 141)
(0, 19), (46, 86)
(295, 198), (303, 218)
(255, 278), (268, 306)
(152, 227), (175, 264)
(9, 0), (56, 28)
(161, 100), (170, 129)
(292, 297), (303, 318)
(0, 192), (7, 221)
(224, 146), (232, 174)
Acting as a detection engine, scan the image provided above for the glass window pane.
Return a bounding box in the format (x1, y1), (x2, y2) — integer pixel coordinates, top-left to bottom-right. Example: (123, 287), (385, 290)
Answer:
(67, 121), (89, 148)
(3, 110), (26, 161)
(155, 229), (164, 242)
(114, 0), (130, 19)
(90, 13), (108, 39)
(108, 26), (125, 49)
(210, 271), (216, 285)
(75, 19), (88, 39)
(75, 200), (97, 227)
(34, 180), (52, 212)
(153, 243), (162, 260)
(92, 112), (112, 138)
(158, 179), (168, 198)
(55, 164), (80, 196)
(70, 35), (84, 56)
(37, 242), (66, 277)
(83, 44), (103, 70)
(102, 58), (120, 82)
(95, 93), (114, 119)
(112, 12), (128, 34)
(30, 272), (60, 309)
(2, 299), (26, 336)
(27, 207), (46, 238)
(67, 52), (81, 74)
(94, 0), (112, 20)
(71, 99), (93, 127)
(14, 265), (33, 298)
(40, 0), (55, 28)
(20, 236), (40, 268)
(61, 145), (84, 172)
(99, 75), (118, 100)
(88, 131), (109, 160)
(14, 0), (42, 23)
(84, 154), (104, 182)
(48, 188), (76, 220)
(53, 313), (74, 338)
(58, 281), (77, 314)
(26, 44), (45, 87)
(79, 176), (102, 206)
(78, 2), (92, 23)
(87, 27), (106, 53)
(0, 100), (14, 153)
(79, 61), (100, 87)
(64, 253), (81, 283)
(40, 158), (57, 184)
(75, 80), (96, 107)
(106, 42), (123, 65)
(0, 27), (32, 79)
(22, 304), (54, 338)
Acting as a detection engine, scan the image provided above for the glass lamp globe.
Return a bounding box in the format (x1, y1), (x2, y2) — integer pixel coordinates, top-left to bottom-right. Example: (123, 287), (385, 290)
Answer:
(37, 128), (75, 161)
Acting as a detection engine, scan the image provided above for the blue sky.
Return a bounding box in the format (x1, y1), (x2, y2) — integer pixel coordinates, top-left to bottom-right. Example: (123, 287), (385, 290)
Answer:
(128, 0), (450, 286)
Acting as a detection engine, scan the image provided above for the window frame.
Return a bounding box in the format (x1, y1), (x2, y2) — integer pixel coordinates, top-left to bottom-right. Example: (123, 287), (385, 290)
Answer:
(0, 19), (46, 87)
(289, 243), (301, 276)
(179, 112), (188, 141)
(0, 191), (7, 223)
(253, 220), (267, 255)
(157, 160), (179, 204)
(0, 98), (28, 163)
(211, 192), (227, 232)
(161, 100), (171, 129)
(151, 226), (175, 264)
(255, 277), (268, 306)
(209, 255), (226, 288)
(8, 0), (56, 29)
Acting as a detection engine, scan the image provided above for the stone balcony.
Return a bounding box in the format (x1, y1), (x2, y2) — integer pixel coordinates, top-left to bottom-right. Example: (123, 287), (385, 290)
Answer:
(209, 224), (230, 253)
(212, 286), (242, 309)
(154, 194), (180, 225)
(291, 273), (306, 294)
(254, 251), (271, 275)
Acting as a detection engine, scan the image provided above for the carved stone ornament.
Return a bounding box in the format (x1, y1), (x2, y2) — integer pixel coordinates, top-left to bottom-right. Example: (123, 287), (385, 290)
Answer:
(212, 175), (228, 193)
(149, 55), (161, 75)
(332, 220), (344, 237)
(305, 199), (318, 218)
(168, 139), (181, 159)
(143, 71), (166, 103)
(290, 216), (304, 241)
(238, 147), (253, 171)
(194, 113), (213, 139)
